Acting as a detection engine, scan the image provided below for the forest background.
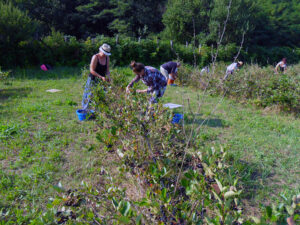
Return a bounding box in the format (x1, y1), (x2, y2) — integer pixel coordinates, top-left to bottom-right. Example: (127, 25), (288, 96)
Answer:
(1, 0), (300, 68)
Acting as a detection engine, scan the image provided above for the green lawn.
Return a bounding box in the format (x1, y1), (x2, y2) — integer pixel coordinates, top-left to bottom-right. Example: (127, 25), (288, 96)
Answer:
(163, 86), (300, 207)
(0, 67), (299, 221)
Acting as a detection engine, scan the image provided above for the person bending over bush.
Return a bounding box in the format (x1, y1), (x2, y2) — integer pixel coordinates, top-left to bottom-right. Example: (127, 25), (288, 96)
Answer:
(160, 61), (180, 85)
(126, 61), (167, 104)
(275, 58), (287, 74)
(224, 61), (243, 80)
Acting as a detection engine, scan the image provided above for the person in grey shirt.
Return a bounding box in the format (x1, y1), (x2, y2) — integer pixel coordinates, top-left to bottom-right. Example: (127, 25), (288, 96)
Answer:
(224, 61), (243, 80)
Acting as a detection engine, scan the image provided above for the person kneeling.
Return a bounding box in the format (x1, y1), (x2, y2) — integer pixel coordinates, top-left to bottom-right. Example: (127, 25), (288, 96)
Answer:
(126, 61), (167, 104)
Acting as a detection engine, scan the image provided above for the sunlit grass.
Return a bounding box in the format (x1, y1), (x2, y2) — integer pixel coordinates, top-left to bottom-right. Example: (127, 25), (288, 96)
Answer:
(0, 66), (299, 222)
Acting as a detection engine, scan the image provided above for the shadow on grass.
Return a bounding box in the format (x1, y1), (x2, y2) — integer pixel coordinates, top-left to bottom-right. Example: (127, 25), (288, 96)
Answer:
(230, 157), (273, 202)
(0, 87), (32, 102)
(11, 67), (82, 80)
(185, 114), (227, 128)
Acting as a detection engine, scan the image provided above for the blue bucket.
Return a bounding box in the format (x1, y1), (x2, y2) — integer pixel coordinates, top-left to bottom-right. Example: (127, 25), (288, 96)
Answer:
(172, 113), (183, 124)
(76, 109), (87, 121)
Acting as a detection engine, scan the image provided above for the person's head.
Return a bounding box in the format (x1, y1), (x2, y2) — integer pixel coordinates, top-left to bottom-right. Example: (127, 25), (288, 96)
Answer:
(237, 61), (243, 67)
(176, 62), (181, 68)
(130, 61), (145, 76)
(282, 58), (287, 63)
(99, 43), (111, 57)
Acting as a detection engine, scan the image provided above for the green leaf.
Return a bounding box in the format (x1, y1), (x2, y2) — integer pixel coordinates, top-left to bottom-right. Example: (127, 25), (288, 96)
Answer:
(161, 188), (167, 200)
(136, 198), (151, 207)
(234, 178), (239, 187)
(162, 167), (167, 176)
(112, 197), (118, 209)
(225, 215), (235, 224)
(116, 215), (130, 224)
(266, 206), (272, 218)
(119, 201), (131, 216)
(224, 191), (238, 199)
(212, 191), (222, 205)
(111, 126), (117, 136)
(52, 182), (65, 193)
(215, 179), (223, 192)
(184, 171), (193, 179)
(280, 194), (288, 201)
(205, 216), (217, 225)
(285, 205), (294, 216)
(136, 214), (142, 225)
(181, 178), (189, 188)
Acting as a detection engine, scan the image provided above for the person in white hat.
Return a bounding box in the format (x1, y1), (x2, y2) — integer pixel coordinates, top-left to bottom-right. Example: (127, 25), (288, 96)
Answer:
(89, 43), (111, 82)
(224, 61), (243, 80)
(82, 43), (112, 110)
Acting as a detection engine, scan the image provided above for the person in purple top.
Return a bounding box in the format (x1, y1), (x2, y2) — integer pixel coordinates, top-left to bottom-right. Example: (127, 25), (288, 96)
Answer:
(160, 61), (181, 85)
(126, 61), (167, 104)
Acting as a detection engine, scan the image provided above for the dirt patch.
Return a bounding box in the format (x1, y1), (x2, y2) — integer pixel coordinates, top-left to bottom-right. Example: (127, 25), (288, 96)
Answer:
(241, 199), (261, 217)
(122, 172), (146, 201)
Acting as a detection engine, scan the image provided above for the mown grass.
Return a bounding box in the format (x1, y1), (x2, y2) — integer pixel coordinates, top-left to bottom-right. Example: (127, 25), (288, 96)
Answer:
(0, 67), (104, 222)
(0, 66), (299, 221)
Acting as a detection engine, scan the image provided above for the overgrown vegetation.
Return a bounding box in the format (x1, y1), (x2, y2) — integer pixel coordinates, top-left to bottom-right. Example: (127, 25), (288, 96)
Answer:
(39, 70), (299, 224)
(1, 0), (299, 223)
(0, 30), (243, 68)
(0, 67), (299, 224)
(177, 63), (300, 114)
(2, 29), (300, 69)
(0, 68), (10, 83)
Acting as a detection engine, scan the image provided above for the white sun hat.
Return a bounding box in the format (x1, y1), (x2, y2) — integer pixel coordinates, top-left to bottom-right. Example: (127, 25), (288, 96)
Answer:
(99, 43), (111, 56)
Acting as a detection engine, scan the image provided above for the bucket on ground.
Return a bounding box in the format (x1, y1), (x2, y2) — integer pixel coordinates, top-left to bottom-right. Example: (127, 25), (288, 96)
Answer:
(76, 109), (96, 121)
(76, 109), (87, 121)
(172, 113), (183, 124)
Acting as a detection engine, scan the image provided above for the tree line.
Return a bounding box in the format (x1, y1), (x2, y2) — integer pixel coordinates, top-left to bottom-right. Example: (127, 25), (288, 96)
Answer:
(2, 0), (300, 46)
(1, 0), (300, 68)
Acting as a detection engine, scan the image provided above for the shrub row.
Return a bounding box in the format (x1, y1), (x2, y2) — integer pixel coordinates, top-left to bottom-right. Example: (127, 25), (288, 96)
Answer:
(12, 71), (295, 224)
(177, 63), (300, 114)
(2, 30), (300, 69)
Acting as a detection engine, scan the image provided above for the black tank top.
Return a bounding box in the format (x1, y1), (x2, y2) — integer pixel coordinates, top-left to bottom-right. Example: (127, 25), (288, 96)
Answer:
(89, 55), (107, 80)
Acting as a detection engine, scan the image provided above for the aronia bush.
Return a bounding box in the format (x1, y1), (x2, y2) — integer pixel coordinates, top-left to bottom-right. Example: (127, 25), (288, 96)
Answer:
(177, 63), (300, 113)
(37, 70), (299, 224)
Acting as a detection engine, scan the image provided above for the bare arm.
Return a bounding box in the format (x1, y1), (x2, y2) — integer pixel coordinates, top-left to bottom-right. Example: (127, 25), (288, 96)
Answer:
(136, 89), (148, 93)
(90, 55), (106, 81)
(274, 63), (280, 73)
(126, 75), (141, 93)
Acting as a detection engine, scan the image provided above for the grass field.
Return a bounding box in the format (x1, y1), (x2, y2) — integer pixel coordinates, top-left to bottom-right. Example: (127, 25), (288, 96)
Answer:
(0, 67), (299, 222)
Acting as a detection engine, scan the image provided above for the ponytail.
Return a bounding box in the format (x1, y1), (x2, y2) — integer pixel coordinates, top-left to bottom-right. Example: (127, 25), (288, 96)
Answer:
(130, 61), (145, 73)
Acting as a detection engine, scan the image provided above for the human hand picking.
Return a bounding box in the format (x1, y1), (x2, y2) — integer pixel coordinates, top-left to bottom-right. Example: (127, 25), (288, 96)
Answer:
(136, 89), (147, 93)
